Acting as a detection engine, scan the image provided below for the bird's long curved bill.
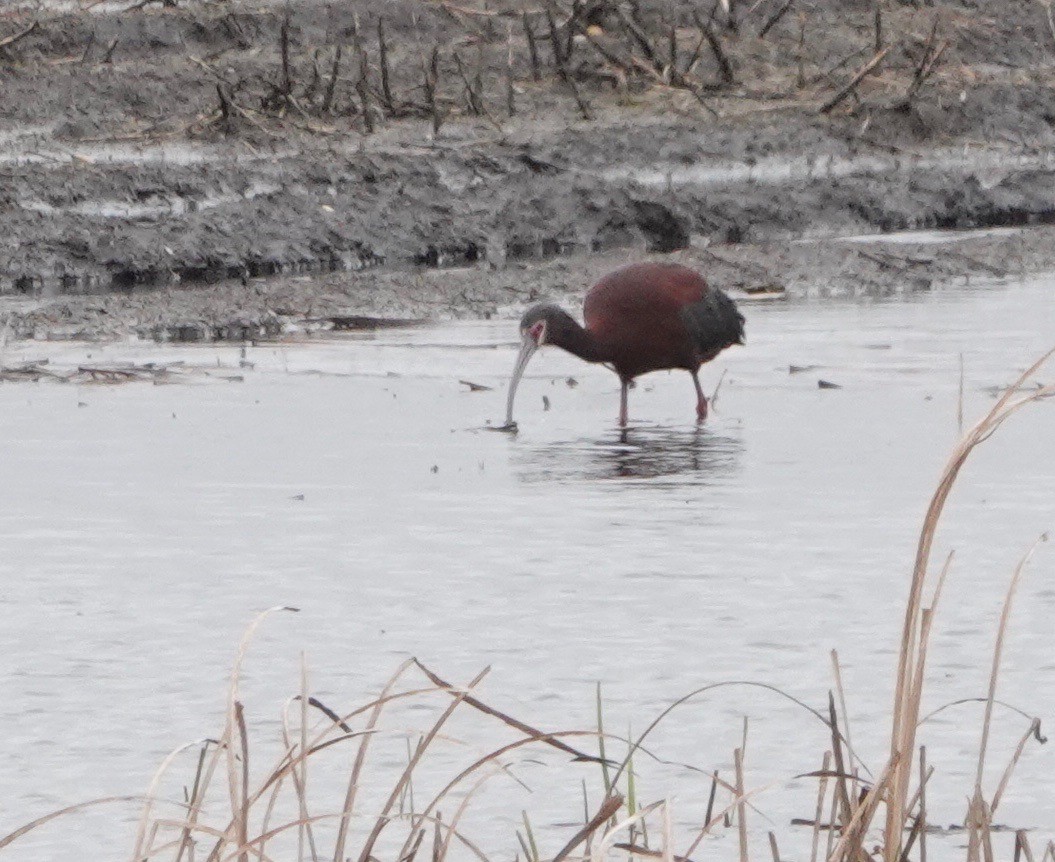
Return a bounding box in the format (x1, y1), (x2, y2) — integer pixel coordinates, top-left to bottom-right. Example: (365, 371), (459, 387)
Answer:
(504, 335), (537, 427)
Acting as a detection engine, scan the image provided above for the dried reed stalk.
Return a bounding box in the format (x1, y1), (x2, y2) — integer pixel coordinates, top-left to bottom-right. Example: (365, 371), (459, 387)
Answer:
(882, 349), (1055, 862)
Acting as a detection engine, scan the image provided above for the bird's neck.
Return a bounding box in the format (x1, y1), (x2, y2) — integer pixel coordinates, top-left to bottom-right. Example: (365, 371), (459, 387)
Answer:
(553, 322), (609, 364)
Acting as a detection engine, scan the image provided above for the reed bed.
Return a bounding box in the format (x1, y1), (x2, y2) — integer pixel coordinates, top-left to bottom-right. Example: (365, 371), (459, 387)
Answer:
(1, 350), (1052, 862)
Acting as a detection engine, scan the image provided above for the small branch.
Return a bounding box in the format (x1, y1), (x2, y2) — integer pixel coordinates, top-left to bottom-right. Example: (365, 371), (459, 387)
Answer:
(80, 31), (96, 63)
(423, 45), (444, 136)
(523, 12), (541, 80)
(544, 5), (566, 67)
(616, 6), (661, 70)
(100, 37), (119, 64)
(355, 47), (375, 133)
(796, 13), (806, 87)
(321, 44), (342, 114)
(216, 82), (232, 124)
(874, 2), (883, 54)
(506, 22), (516, 117)
(280, 14), (292, 98)
(682, 30), (704, 75)
(693, 10), (735, 85)
(453, 51), (484, 115)
(546, 7), (591, 119)
(377, 16), (395, 114)
(902, 19), (947, 105)
(819, 44), (892, 114)
(759, 0), (794, 39)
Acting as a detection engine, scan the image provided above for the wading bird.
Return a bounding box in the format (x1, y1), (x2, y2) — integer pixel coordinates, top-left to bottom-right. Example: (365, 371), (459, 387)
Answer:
(504, 262), (744, 427)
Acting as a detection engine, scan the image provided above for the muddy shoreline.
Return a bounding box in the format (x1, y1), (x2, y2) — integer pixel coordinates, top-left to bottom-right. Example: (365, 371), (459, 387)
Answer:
(4, 0), (1055, 338)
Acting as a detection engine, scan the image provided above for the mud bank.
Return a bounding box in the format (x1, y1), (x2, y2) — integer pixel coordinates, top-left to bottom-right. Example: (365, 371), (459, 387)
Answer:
(4, 0), (1055, 332)
(2, 224), (1048, 343)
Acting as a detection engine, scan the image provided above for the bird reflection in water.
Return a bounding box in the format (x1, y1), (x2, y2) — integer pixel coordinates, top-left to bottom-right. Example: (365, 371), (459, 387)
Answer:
(513, 424), (743, 486)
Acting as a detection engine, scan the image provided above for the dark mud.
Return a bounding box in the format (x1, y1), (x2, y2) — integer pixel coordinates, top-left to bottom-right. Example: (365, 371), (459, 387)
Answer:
(4, 0), (1055, 337)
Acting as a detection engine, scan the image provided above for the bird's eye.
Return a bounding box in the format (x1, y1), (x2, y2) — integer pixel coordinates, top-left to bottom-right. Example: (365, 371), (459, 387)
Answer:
(530, 321), (546, 344)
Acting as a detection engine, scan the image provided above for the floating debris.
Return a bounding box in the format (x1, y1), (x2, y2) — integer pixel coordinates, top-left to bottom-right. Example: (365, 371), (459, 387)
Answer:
(818, 379), (843, 389)
(459, 379), (492, 392)
(1, 359), (245, 386)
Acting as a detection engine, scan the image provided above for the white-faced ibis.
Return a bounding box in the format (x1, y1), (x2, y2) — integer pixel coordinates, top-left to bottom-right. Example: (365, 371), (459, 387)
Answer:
(504, 262), (745, 427)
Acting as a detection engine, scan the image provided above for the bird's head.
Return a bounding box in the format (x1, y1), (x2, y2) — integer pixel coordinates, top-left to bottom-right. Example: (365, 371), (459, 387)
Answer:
(519, 303), (577, 347)
(504, 304), (577, 427)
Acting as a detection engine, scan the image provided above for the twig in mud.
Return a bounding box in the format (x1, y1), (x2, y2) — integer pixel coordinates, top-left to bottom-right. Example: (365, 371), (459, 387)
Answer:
(544, 5), (567, 68)
(902, 19), (947, 106)
(423, 45), (445, 136)
(100, 37), (119, 64)
(506, 22), (516, 117)
(80, 31), (95, 63)
(796, 13), (806, 88)
(615, 6), (661, 71)
(682, 30), (705, 76)
(564, 0), (581, 62)
(758, 0), (793, 39)
(692, 10), (735, 85)
(819, 44), (892, 114)
(280, 14), (292, 100)
(0, 20), (39, 52)
(377, 17), (396, 114)
(546, 8), (591, 120)
(874, 2), (883, 54)
(216, 82), (232, 125)
(355, 47), (375, 133)
(453, 52), (485, 116)
(522, 11), (541, 80)
(719, 0), (737, 32)
(321, 44), (341, 114)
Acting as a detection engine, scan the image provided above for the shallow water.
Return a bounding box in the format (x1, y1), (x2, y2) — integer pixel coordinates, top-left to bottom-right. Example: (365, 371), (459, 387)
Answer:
(0, 275), (1053, 860)
(599, 147), (1055, 191)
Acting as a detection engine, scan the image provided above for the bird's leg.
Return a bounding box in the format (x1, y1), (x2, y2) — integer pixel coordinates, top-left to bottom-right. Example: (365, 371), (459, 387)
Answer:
(692, 370), (708, 422)
(619, 378), (629, 427)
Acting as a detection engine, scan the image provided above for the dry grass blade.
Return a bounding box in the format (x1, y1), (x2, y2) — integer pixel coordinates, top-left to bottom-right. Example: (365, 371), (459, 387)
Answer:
(680, 782), (778, 860)
(974, 535), (1047, 799)
(809, 752), (831, 862)
(413, 659), (601, 763)
(356, 666), (491, 862)
(435, 773), (502, 862)
(734, 747), (748, 862)
(609, 679), (867, 791)
(333, 658), (416, 862)
(992, 718), (1045, 812)
(132, 739), (208, 861)
(398, 728), (606, 862)
(552, 794), (625, 862)
(0, 796), (144, 849)
(884, 347), (1055, 862)
(830, 753), (899, 862)
(591, 799), (665, 862)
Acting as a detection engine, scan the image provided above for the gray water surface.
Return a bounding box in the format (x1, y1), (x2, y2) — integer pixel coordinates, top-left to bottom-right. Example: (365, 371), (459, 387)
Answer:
(0, 276), (1053, 860)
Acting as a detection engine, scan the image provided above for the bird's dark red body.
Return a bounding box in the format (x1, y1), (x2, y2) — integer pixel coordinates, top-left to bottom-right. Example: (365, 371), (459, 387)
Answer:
(505, 262), (745, 427)
(583, 262), (740, 379)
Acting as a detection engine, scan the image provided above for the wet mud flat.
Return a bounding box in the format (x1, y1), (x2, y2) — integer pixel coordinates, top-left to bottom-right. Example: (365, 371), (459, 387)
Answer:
(5, 0), (1055, 328)
(4, 0), (1055, 301)
(1, 225), (1050, 342)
